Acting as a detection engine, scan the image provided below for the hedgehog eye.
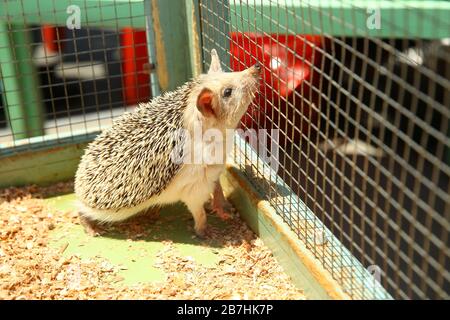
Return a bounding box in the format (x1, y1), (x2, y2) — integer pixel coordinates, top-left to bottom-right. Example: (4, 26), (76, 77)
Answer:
(223, 88), (233, 98)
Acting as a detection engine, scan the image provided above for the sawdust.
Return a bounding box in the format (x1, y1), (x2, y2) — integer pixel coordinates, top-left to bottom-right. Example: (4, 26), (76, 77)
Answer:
(0, 182), (306, 300)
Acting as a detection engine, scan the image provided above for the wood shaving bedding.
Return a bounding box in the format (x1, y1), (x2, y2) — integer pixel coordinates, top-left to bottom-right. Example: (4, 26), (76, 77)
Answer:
(0, 182), (305, 300)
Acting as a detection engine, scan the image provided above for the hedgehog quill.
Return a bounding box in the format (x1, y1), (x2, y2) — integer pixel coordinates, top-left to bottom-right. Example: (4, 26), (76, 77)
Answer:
(74, 49), (261, 237)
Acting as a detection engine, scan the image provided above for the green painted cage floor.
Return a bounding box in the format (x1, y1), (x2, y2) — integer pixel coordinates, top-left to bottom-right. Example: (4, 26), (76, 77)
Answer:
(46, 193), (230, 286)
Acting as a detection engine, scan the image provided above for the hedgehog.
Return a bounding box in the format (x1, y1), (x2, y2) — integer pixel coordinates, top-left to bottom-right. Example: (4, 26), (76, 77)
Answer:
(74, 49), (261, 237)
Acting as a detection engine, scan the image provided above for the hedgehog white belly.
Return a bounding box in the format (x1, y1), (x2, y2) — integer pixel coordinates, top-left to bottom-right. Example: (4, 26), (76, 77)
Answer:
(77, 163), (224, 223)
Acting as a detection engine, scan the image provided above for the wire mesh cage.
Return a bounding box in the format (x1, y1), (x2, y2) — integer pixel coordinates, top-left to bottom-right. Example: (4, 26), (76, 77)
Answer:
(0, 1), (152, 148)
(199, 0), (449, 299)
(0, 0), (449, 300)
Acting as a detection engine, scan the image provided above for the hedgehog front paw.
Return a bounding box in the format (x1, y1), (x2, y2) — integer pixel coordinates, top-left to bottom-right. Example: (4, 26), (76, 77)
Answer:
(212, 200), (233, 221)
(195, 223), (207, 238)
(211, 182), (233, 221)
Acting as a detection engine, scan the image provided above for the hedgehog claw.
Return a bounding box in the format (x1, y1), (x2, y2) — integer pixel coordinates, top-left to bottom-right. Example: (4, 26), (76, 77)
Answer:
(195, 227), (206, 238)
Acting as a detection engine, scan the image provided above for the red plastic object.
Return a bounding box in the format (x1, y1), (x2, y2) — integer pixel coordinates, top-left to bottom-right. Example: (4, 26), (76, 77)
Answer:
(230, 32), (323, 138)
(121, 28), (151, 105)
(41, 25), (65, 53)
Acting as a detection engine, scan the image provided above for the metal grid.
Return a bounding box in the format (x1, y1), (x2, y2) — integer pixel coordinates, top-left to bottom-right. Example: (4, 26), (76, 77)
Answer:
(199, 0), (449, 299)
(0, 1), (151, 149)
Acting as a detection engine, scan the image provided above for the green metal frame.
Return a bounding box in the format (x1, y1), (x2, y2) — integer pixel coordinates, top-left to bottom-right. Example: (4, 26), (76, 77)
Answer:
(2, 0), (449, 37)
(185, 0), (202, 77)
(228, 0), (450, 38)
(0, 22), (44, 140)
(144, 0), (160, 97)
(0, 0), (147, 29)
(0, 132), (97, 188)
(148, 0), (193, 92)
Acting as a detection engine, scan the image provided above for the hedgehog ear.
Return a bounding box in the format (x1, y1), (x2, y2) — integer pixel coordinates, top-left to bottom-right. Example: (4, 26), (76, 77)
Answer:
(196, 88), (216, 118)
(208, 49), (223, 74)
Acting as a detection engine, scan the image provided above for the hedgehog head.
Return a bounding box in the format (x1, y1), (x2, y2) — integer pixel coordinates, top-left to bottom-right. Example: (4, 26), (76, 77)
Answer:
(192, 49), (261, 129)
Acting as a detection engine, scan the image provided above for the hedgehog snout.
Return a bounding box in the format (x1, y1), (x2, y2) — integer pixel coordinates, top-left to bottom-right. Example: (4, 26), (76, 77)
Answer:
(252, 63), (262, 74)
